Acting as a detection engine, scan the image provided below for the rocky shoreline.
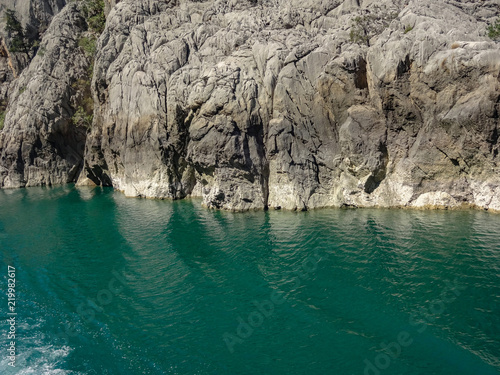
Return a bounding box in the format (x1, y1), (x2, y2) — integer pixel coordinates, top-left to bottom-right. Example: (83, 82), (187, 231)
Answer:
(0, 0), (499, 211)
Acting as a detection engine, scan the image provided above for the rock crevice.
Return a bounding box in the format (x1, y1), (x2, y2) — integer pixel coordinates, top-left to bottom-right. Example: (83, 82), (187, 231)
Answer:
(0, 0), (499, 211)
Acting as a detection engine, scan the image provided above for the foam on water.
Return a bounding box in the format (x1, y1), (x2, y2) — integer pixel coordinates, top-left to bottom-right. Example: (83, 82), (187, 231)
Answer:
(0, 329), (76, 375)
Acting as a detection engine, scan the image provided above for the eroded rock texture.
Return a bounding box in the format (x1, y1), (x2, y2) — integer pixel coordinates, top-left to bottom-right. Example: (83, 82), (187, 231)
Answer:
(0, 0), (68, 100)
(0, 3), (89, 187)
(2, 0), (500, 211)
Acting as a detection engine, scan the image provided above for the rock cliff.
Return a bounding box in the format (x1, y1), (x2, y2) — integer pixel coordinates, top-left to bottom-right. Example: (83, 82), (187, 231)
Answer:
(1, 0), (500, 211)
(0, 2), (88, 187)
(0, 0), (67, 102)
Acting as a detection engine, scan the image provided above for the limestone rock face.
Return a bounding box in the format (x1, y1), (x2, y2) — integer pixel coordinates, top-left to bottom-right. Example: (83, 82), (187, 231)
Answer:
(1, 0), (500, 211)
(103, 0), (120, 16)
(0, 4), (89, 188)
(0, 0), (68, 113)
(0, 0), (67, 31)
(78, 0), (499, 211)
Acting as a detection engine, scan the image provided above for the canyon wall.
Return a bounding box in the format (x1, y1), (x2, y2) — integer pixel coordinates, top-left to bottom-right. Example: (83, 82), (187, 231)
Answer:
(1, 0), (499, 211)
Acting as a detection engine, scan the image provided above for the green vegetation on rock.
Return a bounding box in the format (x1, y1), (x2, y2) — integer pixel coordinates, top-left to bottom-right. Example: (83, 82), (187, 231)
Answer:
(0, 110), (5, 130)
(71, 77), (94, 129)
(404, 25), (414, 34)
(350, 16), (370, 46)
(349, 11), (398, 46)
(71, 0), (106, 131)
(4, 9), (28, 53)
(71, 105), (93, 129)
(78, 36), (97, 57)
(0, 99), (7, 131)
(82, 0), (106, 34)
(487, 18), (500, 41)
(3, 9), (43, 55)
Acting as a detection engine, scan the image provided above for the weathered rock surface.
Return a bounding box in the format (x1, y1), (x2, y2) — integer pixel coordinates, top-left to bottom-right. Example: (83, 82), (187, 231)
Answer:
(0, 0), (66, 33)
(78, 0), (500, 211)
(1, 0), (500, 212)
(0, 3), (89, 188)
(0, 0), (68, 102)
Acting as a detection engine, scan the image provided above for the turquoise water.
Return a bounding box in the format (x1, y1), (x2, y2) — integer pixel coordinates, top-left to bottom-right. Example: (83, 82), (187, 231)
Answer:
(0, 186), (499, 375)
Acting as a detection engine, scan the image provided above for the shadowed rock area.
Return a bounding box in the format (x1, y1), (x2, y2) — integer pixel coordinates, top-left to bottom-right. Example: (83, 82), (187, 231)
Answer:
(0, 2), (89, 188)
(1, 0), (499, 211)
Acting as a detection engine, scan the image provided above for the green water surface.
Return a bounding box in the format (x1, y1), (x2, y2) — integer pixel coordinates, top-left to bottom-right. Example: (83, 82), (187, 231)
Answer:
(0, 186), (499, 374)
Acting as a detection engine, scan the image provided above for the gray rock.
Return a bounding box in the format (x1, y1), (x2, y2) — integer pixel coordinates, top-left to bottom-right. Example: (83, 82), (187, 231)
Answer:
(0, 0), (67, 41)
(1, 0), (499, 212)
(81, 0), (499, 211)
(0, 3), (89, 188)
(0, 0), (67, 114)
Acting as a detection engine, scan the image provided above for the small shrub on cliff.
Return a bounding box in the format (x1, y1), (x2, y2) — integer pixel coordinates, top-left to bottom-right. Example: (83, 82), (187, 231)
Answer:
(72, 106), (93, 129)
(4, 9), (28, 53)
(4, 10), (23, 36)
(349, 11), (398, 47)
(72, 0), (105, 132)
(82, 0), (106, 34)
(3, 9), (41, 55)
(78, 36), (97, 57)
(404, 25), (413, 34)
(350, 17), (370, 46)
(71, 76), (93, 129)
(37, 45), (46, 56)
(0, 111), (5, 130)
(487, 18), (500, 41)
(77, 0), (105, 68)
